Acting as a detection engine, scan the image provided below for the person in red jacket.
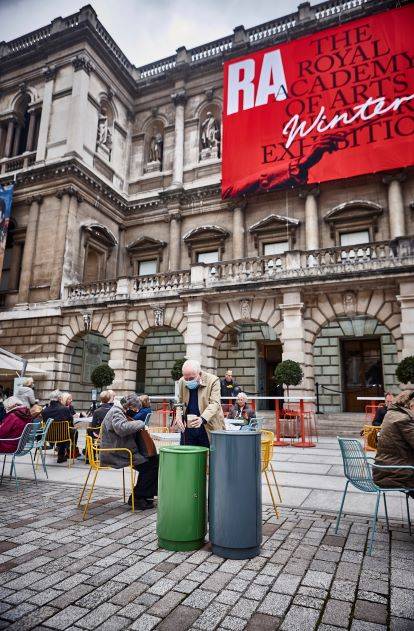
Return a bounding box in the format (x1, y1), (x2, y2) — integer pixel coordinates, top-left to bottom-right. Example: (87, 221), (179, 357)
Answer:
(0, 396), (32, 453)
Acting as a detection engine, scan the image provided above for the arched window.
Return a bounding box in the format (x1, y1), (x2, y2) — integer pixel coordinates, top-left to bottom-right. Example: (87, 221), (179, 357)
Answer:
(1, 88), (41, 159)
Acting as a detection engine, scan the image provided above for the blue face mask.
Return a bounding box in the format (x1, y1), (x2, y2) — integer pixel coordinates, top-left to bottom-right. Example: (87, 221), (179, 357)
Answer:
(185, 379), (199, 390)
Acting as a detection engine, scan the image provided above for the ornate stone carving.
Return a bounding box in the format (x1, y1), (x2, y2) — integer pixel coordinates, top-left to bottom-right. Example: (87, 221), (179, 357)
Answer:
(148, 132), (163, 164)
(26, 194), (44, 206)
(72, 55), (93, 74)
(240, 298), (252, 320)
(96, 105), (112, 157)
(56, 186), (82, 203)
(171, 90), (187, 107)
(82, 311), (92, 332)
(42, 65), (57, 81)
(200, 111), (221, 160)
(152, 305), (165, 327)
(343, 290), (357, 317)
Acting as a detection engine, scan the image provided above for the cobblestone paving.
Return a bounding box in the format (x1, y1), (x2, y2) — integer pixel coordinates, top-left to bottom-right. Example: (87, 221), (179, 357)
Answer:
(0, 480), (413, 630)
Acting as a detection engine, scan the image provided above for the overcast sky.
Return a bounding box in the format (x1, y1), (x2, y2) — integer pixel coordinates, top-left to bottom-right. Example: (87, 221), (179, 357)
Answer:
(0, 0), (307, 67)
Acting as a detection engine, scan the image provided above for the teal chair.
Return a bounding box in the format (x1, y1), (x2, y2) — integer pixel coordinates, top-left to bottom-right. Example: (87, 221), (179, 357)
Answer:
(144, 412), (152, 427)
(0, 422), (41, 491)
(336, 437), (414, 555)
(34, 418), (53, 478)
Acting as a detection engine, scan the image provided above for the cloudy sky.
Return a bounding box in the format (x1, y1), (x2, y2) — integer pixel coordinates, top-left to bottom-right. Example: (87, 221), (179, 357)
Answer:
(0, 0), (306, 67)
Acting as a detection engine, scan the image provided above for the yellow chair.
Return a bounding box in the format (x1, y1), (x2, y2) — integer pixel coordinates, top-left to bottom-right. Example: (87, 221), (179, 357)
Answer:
(43, 420), (74, 467)
(362, 425), (381, 452)
(78, 435), (135, 520)
(261, 430), (283, 518)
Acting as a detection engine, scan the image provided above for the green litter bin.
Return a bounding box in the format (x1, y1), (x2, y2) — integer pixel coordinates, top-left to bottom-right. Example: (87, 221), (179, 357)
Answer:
(157, 445), (208, 552)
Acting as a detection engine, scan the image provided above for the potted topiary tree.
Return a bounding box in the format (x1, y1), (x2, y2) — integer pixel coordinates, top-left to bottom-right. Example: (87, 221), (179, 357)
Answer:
(171, 358), (186, 398)
(396, 356), (414, 387)
(274, 360), (304, 397)
(91, 364), (115, 390)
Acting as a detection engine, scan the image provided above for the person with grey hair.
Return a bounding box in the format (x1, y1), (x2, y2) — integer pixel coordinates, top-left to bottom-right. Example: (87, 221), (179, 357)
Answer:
(174, 359), (225, 447)
(100, 393), (159, 509)
(0, 396), (32, 453)
(227, 392), (256, 424)
(15, 377), (36, 409)
(41, 389), (75, 463)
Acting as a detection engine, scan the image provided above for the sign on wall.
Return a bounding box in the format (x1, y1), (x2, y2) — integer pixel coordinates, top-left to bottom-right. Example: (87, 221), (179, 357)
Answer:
(222, 5), (414, 199)
(0, 184), (14, 281)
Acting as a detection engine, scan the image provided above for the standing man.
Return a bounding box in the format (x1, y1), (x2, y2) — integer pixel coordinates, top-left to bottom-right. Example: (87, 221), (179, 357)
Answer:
(174, 359), (225, 447)
(220, 369), (241, 399)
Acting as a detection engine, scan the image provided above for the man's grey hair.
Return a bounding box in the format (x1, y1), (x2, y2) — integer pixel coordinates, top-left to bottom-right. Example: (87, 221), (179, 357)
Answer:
(3, 396), (25, 412)
(237, 392), (248, 400)
(182, 359), (201, 374)
(124, 393), (142, 409)
(49, 389), (62, 401)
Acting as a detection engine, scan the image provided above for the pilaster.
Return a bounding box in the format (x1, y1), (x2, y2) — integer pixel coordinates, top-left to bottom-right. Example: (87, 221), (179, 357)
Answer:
(170, 89), (187, 188)
(397, 280), (414, 359)
(17, 195), (43, 303)
(36, 65), (57, 162)
(66, 56), (93, 158)
(383, 172), (406, 239)
(184, 299), (210, 369)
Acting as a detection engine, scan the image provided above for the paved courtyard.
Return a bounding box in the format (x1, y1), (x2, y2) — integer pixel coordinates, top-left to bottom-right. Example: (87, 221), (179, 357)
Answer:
(0, 477), (413, 630)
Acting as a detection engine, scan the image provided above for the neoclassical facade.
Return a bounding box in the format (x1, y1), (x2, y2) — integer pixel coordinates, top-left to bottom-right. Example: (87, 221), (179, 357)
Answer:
(0, 0), (413, 412)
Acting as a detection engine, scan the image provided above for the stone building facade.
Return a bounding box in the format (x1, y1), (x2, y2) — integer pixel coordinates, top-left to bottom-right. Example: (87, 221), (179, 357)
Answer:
(0, 0), (413, 412)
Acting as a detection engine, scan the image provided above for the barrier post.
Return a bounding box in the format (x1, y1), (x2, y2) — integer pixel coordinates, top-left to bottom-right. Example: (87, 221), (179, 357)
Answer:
(161, 399), (168, 428)
(294, 399), (316, 448)
(273, 398), (290, 446)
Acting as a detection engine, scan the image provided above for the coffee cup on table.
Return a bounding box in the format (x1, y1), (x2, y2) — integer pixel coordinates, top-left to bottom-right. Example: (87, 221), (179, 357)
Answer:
(186, 414), (199, 428)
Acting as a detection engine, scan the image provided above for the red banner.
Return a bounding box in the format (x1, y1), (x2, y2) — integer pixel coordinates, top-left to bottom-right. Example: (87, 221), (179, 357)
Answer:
(222, 5), (414, 199)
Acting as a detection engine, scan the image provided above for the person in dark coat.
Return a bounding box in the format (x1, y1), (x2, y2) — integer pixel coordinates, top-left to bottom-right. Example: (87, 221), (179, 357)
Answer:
(220, 370), (241, 400)
(0, 397), (32, 452)
(372, 392), (394, 426)
(133, 394), (152, 424)
(227, 392), (256, 424)
(373, 391), (414, 490)
(100, 394), (158, 509)
(91, 390), (115, 427)
(41, 390), (75, 463)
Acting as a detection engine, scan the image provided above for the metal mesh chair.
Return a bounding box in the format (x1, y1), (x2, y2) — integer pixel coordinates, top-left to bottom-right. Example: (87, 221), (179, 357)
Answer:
(34, 418), (54, 476)
(0, 422), (41, 491)
(45, 420), (74, 466)
(261, 430), (283, 518)
(336, 437), (414, 554)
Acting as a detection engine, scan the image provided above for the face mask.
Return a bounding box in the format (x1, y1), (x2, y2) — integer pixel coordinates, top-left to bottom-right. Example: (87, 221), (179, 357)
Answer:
(185, 379), (199, 390)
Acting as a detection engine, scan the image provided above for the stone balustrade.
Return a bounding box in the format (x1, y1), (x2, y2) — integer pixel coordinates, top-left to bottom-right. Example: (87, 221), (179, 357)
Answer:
(63, 238), (414, 305)
(0, 152), (36, 174)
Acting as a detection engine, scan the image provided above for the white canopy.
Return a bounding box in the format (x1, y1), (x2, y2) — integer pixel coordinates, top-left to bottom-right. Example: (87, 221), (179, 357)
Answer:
(0, 348), (46, 378)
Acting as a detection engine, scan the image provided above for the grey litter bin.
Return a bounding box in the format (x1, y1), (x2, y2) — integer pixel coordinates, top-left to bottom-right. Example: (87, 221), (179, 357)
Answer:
(209, 430), (262, 559)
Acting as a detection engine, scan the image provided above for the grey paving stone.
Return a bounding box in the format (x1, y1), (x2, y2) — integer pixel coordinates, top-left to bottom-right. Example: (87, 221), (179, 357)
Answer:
(391, 569), (414, 590)
(109, 582), (147, 606)
(390, 617), (414, 631)
(215, 590), (241, 606)
(182, 588), (215, 609)
(350, 622), (388, 631)
(28, 588), (63, 606)
(193, 602), (229, 630)
(147, 577), (176, 596)
(322, 599), (352, 627)
(147, 591), (185, 618)
(330, 579), (357, 602)
(220, 615), (247, 630)
(0, 601), (37, 621)
(357, 591), (387, 605)
(391, 587), (414, 620)
(335, 561), (361, 581)
(130, 613), (162, 631)
(113, 602), (145, 620)
(244, 583), (269, 601)
(4, 588), (36, 604)
(280, 605), (320, 630)
(4, 605), (58, 631)
(154, 605), (201, 631)
(258, 592), (291, 617)
(354, 600), (388, 625)
(293, 593), (325, 609)
(271, 572), (301, 595)
(302, 569), (334, 589)
(230, 598), (258, 620)
(43, 605), (90, 630)
(77, 602), (120, 629)
(245, 612), (281, 630)
(91, 616), (129, 631)
(202, 571), (233, 592)
(47, 585), (94, 609)
(76, 582), (125, 608)
(134, 593), (159, 607)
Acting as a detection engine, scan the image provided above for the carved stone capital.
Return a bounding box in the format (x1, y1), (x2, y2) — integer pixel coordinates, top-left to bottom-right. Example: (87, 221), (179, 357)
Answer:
(42, 65), (57, 81)
(228, 198), (247, 212)
(169, 212), (182, 223)
(126, 109), (135, 123)
(382, 171), (407, 185)
(171, 89), (187, 107)
(56, 186), (82, 202)
(26, 194), (43, 206)
(72, 55), (93, 74)
(298, 186), (320, 200)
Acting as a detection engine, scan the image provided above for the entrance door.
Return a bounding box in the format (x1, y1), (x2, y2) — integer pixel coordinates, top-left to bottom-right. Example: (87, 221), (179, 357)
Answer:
(258, 343), (283, 410)
(341, 338), (384, 412)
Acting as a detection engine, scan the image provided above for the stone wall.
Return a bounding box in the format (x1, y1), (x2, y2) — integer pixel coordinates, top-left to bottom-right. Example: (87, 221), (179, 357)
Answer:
(314, 317), (399, 412)
(139, 328), (185, 396)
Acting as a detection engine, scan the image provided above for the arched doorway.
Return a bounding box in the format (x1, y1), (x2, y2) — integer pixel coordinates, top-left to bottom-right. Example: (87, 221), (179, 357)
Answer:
(136, 327), (185, 396)
(67, 331), (110, 409)
(314, 317), (399, 412)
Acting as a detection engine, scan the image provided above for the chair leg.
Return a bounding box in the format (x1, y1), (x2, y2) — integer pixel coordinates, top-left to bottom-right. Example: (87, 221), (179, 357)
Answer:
(83, 469), (99, 520)
(269, 462), (283, 503)
(264, 470), (280, 519)
(41, 449), (48, 478)
(68, 440), (73, 468)
(130, 466), (135, 513)
(30, 453), (38, 486)
(335, 481), (349, 533)
(78, 467), (92, 507)
(383, 493), (390, 532)
(0, 454), (6, 484)
(122, 468), (126, 503)
(11, 457), (18, 492)
(368, 492), (381, 556)
(406, 493), (412, 536)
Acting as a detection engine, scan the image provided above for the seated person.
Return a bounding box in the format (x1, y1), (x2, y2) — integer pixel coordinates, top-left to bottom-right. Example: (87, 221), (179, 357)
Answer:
(15, 377), (37, 409)
(0, 397), (31, 452)
(373, 390), (414, 491)
(91, 390), (115, 428)
(133, 394), (152, 424)
(227, 392), (256, 424)
(61, 392), (77, 417)
(220, 370), (241, 399)
(41, 389), (77, 463)
(372, 392), (394, 426)
(100, 394), (158, 510)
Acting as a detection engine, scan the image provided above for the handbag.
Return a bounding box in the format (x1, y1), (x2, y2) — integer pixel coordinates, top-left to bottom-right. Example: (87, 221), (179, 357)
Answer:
(136, 428), (157, 458)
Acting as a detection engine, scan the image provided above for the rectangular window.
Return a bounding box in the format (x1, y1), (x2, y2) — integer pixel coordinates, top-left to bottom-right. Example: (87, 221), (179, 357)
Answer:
(340, 230), (370, 246)
(264, 241), (289, 255)
(197, 250), (219, 264)
(138, 259), (157, 275)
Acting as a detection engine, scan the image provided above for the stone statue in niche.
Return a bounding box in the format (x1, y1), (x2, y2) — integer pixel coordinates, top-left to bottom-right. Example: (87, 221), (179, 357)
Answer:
(240, 298), (252, 320)
(96, 107), (112, 158)
(343, 290), (357, 317)
(146, 128), (164, 173)
(200, 111), (221, 160)
(153, 306), (165, 327)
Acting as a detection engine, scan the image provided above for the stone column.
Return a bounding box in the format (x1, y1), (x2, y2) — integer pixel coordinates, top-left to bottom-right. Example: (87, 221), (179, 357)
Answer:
(123, 111), (134, 193)
(231, 201), (246, 259)
(168, 212), (182, 270)
(36, 66), (57, 162)
(384, 174), (406, 239)
(280, 290), (311, 396)
(50, 188), (73, 299)
(25, 108), (37, 152)
(66, 56), (92, 158)
(108, 314), (137, 394)
(184, 299), (210, 369)
(301, 188), (319, 250)
(116, 226), (126, 277)
(4, 118), (16, 158)
(12, 125), (21, 156)
(397, 281), (414, 359)
(60, 191), (81, 293)
(171, 90), (187, 188)
(17, 195), (43, 303)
